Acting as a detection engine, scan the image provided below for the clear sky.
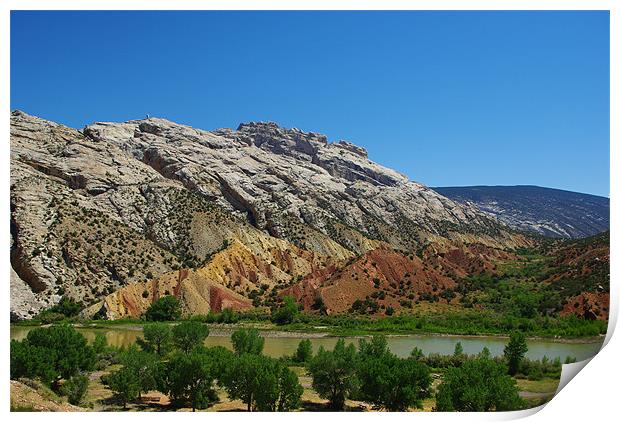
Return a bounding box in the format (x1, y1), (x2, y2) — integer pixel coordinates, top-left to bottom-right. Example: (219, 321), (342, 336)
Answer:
(10, 11), (610, 197)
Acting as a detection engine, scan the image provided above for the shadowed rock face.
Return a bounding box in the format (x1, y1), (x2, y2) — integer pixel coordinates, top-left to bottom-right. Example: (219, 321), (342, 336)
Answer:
(10, 110), (528, 320)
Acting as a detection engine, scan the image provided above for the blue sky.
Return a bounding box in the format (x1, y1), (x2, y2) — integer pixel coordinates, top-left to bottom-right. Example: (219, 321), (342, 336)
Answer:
(10, 11), (609, 196)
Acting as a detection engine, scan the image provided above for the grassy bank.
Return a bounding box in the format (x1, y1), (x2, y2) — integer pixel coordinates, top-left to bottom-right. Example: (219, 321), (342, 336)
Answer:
(14, 310), (606, 341)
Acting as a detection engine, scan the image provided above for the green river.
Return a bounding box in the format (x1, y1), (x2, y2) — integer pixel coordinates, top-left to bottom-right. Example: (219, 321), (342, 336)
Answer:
(10, 325), (603, 362)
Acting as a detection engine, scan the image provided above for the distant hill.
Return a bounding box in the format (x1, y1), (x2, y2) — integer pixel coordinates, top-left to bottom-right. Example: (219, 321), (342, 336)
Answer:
(432, 185), (609, 239)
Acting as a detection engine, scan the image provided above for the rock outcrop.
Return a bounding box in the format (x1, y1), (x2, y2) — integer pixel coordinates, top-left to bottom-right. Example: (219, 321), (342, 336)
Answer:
(10, 110), (528, 319)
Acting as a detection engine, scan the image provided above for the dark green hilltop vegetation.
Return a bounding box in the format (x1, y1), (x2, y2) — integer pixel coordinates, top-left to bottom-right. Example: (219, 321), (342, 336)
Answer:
(11, 324), (573, 411)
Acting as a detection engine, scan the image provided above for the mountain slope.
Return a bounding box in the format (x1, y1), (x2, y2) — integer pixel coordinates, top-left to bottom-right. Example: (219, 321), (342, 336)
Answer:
(10, 111), (530, 320)
(432, 185), (609, 239)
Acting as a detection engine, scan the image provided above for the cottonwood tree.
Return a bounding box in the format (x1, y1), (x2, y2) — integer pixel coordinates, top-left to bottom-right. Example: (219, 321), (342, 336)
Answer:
(144, 296), (181, 321)
(10, 324), (95, 389)
(503, 331), (528, 376)
(435, 356), (524, 411)
(357, 336), (432, 411)
(119, 345), (158, 398)
(294, 339), (313, 363)
(271, 296), (300, 325)
(172, 321), (209, 353)
(231, 328), (264, 356)
(137, 323), (172, 356)
(308, 339), (358, 410)
(108, 366), (141, 409)
(161, 348), (216, 411)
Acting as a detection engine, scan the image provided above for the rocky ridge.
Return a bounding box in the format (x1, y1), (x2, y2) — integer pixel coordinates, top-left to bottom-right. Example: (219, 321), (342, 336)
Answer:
(433, 185), (609, 239)
(10, 111), (528, 320)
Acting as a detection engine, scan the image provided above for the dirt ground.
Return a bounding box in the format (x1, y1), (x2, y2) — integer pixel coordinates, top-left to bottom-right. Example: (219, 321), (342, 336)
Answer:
(10, 380), (82, 412)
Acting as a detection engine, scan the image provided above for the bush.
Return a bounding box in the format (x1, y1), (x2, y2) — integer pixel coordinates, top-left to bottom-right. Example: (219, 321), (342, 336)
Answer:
(435, 357), (524, 411)
(137, 323), (172, 356)
(10, 325), (95, 388)
(271, 296), (300, 325)
(308, 339), (358, 410)
(144, 296), (181, 322)
(294, 339), (313, 364)
(231, 329), (264, 356)
(504, 331), (528, 375)
(172, 321), (209, 353)
(60, 374), (89, 405)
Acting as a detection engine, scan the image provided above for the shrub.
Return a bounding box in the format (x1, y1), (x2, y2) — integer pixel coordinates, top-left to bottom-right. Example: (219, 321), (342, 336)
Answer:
(10, 325), (95, 388)
(294, 339), (313, 364)
(435, 357), (524, 411)
(271, 296), (300, 325)
(308, 339), (358, 410)
(144, 296), (181, 321)
(231, 329), (264, 356)
(504, 331), (528, 375)
(137, 323), (172, 356)
(60, 374), (89, 405)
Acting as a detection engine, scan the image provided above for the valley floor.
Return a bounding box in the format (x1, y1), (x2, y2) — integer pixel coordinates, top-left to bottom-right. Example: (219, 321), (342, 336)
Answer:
(10, 366), (559, 412)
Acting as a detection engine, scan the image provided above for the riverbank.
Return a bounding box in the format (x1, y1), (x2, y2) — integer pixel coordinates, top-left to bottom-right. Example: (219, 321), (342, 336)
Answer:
(11, 323), (604, 362)
(12, 318), (605, 344)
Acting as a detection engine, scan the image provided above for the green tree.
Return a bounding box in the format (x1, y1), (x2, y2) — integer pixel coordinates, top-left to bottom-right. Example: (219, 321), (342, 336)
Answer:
(137, 323), (172, 356)
(201, 346), (234, 382)
(503, 332), (528, 376)
(453, 342), (464, 357)
(357, 353), (431, 411)
(144, 296), (181, 321)
(410, 347), (425, 360)
(59, 374), (89, 405)
(108, 366), (141, 409)
(172, 321), (209, 353)
(271, 296), (300, 325)
(10, 325), (95, 388)
(10, 339), (55, 382)
(222, 354), (302, 412)
(274, 365), (303, 411)
(93, 333), (108, 355)
(479, 347), (491, 359)
(294, 339), (313, 363)
(223, 353), (274, 411)
(435, 357), (524, 411)
(119, 345), (158, 398)
(231, 329), (264, 356)
(356, 336), (430, 411)
(308, 339), (358, 410)
(358, 335), (389, 359)
(218, 307), (239, 323)
(48, 297), (82, 318)
(161, 348), (216, 411)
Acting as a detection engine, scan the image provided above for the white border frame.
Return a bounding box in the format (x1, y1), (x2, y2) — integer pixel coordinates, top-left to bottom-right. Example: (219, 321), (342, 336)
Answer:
(1, 2), (615, 422)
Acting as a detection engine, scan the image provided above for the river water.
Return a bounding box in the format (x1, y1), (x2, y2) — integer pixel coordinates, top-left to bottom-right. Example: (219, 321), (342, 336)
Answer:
(9, 325), (603, 362)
